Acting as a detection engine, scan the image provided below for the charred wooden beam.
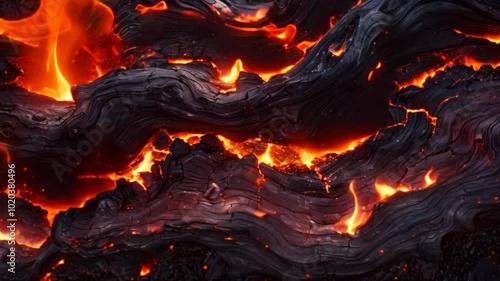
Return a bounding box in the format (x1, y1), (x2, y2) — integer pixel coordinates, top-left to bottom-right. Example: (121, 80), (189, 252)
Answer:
(2, 64), (499, 280)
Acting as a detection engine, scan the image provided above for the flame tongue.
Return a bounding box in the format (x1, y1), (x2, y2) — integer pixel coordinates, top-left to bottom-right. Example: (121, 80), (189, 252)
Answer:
(0, 0), (116, 101)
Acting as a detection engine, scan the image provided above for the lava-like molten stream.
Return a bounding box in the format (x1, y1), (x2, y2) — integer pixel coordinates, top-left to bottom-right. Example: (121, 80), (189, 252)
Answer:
(0, 0), (119, 101)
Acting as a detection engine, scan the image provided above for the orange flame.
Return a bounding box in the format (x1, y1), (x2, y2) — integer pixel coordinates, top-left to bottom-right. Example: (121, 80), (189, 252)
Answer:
(375, 181), (410, 200)
(368, 61), (382, 81)
(0, 0), (116, 101)
(453, 29), (500, 44)
(140, 264), (151, 276)
(0, 222), (47, 248)
(344, 181), (371, 235)
(220, 59), (246, 83)
(330, 43), (345, 57)
(424, 168), (437, 187)
(226, 23), (297, 42)
(232, 8), (269, 23)
(339, 169), (439, 235)
(296, 40), (319, 53)
(352, 0), (363, 9)
(136, 1), (168, 15)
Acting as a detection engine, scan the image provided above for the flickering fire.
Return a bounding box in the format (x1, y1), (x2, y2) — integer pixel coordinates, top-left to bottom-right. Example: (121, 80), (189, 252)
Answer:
(136, 1), (168, 15)
(0, 229), (47, 248)
(226, 22), (297, 43)
(220, 59), (245, 84)
(338, 168), (439, 235)
(140, 264), (151, 276)
(344, 181), (371, 235)
(232, 8), (270, 23)
(368, 61), (382, 81)
(0, 0), (117, 101)
(453, 29), (500, 44)
(375, 181), (410, 200)
(424, 168), (438, 187)
(330, 44), (345, 57)
(296, 40), (320, 54)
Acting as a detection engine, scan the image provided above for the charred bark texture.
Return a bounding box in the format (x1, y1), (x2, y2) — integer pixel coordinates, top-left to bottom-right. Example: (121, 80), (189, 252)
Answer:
(3, 65), (500, 280)
(1, 0), (500, 280)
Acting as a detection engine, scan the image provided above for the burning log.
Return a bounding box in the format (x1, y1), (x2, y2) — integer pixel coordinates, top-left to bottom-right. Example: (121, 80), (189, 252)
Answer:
(2, 64), (500, 279)
(1, 0), (500, 280)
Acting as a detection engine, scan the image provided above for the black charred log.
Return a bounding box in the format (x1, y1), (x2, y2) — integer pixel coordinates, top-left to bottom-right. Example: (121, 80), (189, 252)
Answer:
(1, 0), (500, 280)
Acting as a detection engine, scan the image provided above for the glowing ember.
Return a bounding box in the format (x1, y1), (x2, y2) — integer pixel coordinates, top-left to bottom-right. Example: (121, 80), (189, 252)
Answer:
(368, 61), (382, 81)
(375, 181), (410, 200)
(330, 44), (345, 57)
(220, 59), (246, 84)
(344, 181), (371, 235)
(167, 58), (198, 64)
(338, 169), (440, 235)
(135, 1), (168, 15)
(140, 264), (151, 276)
(397, 56), (500, 90)
(254, 210), (267, 218)
(0, 0), (117, 101)
(40, 259), (65, 281)
(352, 0), (363, 9)
(216, 59), (294, 89)
(216, 135), (369, 169)
(424, 168), (438, 187)
(453, 29), (500, 44)
(226, 22), (297, 43)
(296, 40), (319, 54)
(232, 8), (269, 23)
(329, 16), (337, 29)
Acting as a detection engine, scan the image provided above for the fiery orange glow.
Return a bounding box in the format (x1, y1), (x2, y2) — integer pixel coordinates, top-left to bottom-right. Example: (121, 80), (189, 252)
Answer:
(463, 56), (500, 70)
(135, 1), (168, 15)
(232, 8), (269, 23)
(368, 61), (382, 81)
(216, 135), (369, 169)
(220, 59), (246, 83)
(216, 59), (295, 90)
(296, 40), (319, 53)
(0, 220), (47, 248)
(397, 56), (500, 90)
(375, 181), (410, 200)
(424, 168), (437, 187)
(337, 169), (440, 235)
(226, 23), (297, 43)
(254, 210), (267, 218)
(330, 44), (345, 57)
(40, 259), (65, 281)
(167, 58), (198, 64)
(29, 195), (97, 226)
(397, 64), (451, 89)
(140, 264), (151, 276)
(0, 0), (116, 101)
(329, 16), (337, 29)
(453, 29), (500, 44)
(352, 0), (363, 9)
(344, 181), (371, 235)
